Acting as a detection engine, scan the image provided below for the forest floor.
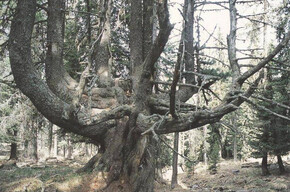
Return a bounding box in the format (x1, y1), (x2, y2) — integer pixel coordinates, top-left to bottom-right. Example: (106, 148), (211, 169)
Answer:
(0, 157), (289, 192)
(155, 158), (290, 192)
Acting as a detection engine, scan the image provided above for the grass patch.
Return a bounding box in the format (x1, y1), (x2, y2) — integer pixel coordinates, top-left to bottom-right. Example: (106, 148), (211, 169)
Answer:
(0, 164), (79, 192)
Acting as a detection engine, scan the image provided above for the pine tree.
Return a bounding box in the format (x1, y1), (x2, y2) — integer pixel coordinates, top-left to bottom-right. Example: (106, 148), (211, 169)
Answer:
(250, 64), (289, 175)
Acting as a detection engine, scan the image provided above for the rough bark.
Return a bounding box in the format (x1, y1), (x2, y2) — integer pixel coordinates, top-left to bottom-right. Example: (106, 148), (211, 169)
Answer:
(184, 0), (195, 84)
(177, 0), (198, 102)
(143, 0), (154, 57)
(135, 0), (173, 110)
(94, 0), (113, 88)
(46, 0), (77, 100)
(130, 0), (143, 85)
(227, 0), (240, 88)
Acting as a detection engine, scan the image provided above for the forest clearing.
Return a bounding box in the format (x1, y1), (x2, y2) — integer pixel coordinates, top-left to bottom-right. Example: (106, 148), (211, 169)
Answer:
(0, 0), (289, 191)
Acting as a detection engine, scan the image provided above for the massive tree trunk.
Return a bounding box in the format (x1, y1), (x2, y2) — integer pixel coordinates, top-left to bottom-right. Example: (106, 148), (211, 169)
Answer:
(130, 0), (143, 89)
(46, 0), (77, 100)
(94, 0), (113, 88)
(177, 0), (198, 102)
(8, 0), (290, 191)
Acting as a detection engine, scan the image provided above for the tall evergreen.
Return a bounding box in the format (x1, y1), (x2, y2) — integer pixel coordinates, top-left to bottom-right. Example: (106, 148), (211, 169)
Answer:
(249, 4), (289, 174)
(250, 64), (289, 175)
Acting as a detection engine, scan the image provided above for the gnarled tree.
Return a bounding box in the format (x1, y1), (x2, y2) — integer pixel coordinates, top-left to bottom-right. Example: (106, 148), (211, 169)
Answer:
(8, 0), (290, 191)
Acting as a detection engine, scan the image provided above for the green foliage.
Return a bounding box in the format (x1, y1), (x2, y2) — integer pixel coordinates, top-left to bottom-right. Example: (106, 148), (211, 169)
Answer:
(249, 60), (290, 159)
(0, 58), (19, 144)
(207, 123), (221, 174)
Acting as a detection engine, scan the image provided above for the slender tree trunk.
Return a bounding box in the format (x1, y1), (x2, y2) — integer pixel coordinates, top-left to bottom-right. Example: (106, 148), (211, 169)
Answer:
(277, 155), (285, 174)
(63, 145), (66, 158)
(67, 136), (73, 159)
(90, 144), (93, 157)
(48, 122), (53, 156)
(9, 130), (18, 160)
(53, 126), (58, 157)
(24, 139), (29, 159)
(203, 126), (208, 165)
(171, 132), (179, 189)
(31, 122), (38, 162)
(233, 133), (237, 162)
(262, 154), (270, 175)
(232, 116), (238, 162)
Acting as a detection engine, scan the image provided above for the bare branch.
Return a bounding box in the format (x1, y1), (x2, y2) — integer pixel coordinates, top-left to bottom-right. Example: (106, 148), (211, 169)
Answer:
(252, 95), (290, 111)
(182, 71), (221, 80)
(153, 81), (201, 89)
(195, 0), (262, 7)
(90, 105), (133, 125)
(158, 135), (196, 163)
(237, 56), (264, 60)
(200, 46), (227, 50)
(237, 31), (290, 85)
(240, 64), (290, 73)
(200, 25), (217, 49)
(199, 53), (230, 68)
(240, 95), (290, 121)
